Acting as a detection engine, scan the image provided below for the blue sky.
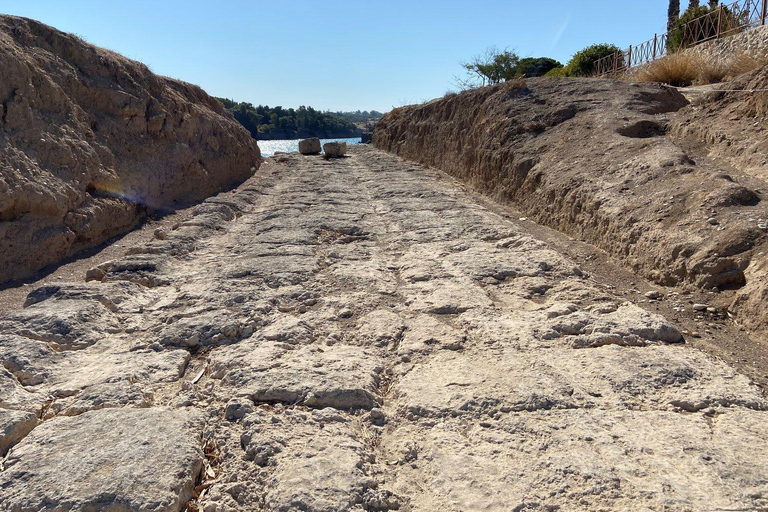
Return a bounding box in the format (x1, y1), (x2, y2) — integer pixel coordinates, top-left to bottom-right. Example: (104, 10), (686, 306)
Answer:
(3, 1), (675, 112)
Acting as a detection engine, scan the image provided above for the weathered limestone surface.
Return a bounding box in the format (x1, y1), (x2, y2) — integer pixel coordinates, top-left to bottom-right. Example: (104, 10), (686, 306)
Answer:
(324, 141), (348, 158)
(0, 408), (204, 512)
(0, 146), (766, 511)
(0, 409), (36, 456)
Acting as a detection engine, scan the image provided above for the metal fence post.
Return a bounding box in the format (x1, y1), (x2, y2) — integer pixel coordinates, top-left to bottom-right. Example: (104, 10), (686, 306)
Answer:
(652, 34), (658, 60)
(763, 0), (767, 25)
(717, 4), (724, 38)
(627, 45), (632, 69)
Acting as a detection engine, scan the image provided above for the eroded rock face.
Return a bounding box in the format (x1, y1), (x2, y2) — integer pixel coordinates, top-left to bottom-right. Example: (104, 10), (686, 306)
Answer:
(667, 64), (768, 336)
(0, 15), (260, 283)
(373, 77), (768, 336)
(0, 147), (766, 511)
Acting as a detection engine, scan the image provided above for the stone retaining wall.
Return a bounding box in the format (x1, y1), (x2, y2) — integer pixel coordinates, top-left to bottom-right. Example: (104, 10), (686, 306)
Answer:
(688, 24), (768, 60)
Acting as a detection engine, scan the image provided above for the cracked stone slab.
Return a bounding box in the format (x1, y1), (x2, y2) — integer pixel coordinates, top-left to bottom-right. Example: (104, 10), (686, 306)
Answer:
(156, 310), (255, 348)
(221, 255), (317, 286)
(380, 409), (768, 511)
(398, 314), (465, 354)
(0, 367), (46, 412)
(405, 278), (493, 314)
(0, 409), (37, 456)
(0, 299), (118, 350)
(258, 315), (314, 345)
(0, 408), (204, 512)
(0, 334), (189, 400)
(233, 408), (384, 512)
(441, 242), (572, 281)
(97, 254), (174, 287)
(0, 334), (58, 386)
(44, 348), (190, 398)
(328, 259), (398, 295)
(549, 344), (768, 412)
(396, 345), (767, 418)
(353, 309), (406, 347)
(211, 341), (381, 410)
(56, 381), (155, 416)
(543, 301), (683, 347)
(23, 281), (153, 313)
(396, 349), (585, 418)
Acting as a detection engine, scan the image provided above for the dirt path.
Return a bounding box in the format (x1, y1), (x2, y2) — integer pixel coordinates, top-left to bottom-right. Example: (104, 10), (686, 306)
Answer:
(1, 146), (767, 511)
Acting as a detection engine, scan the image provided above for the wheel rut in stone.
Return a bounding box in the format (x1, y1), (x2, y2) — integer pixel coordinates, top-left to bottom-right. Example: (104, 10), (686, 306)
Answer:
(1, 146), (767, 511)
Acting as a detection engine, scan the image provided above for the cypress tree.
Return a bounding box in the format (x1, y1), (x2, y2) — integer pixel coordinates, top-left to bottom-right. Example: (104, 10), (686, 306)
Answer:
(668, 0), (680, 33)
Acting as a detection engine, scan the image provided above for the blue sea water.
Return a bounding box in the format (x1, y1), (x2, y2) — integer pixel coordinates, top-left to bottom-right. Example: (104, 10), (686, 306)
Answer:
(257, 137), (362, 157)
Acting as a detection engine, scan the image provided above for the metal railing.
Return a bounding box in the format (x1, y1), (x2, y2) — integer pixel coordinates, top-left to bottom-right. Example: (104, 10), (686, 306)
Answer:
(594, 0), (768, 76)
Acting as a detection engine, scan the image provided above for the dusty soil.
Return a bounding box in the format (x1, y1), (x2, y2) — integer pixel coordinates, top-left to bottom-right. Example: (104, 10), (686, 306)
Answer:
(374, 73), (768, 341)
(0, 15), (260, 284)
(1, 147), (767, 511)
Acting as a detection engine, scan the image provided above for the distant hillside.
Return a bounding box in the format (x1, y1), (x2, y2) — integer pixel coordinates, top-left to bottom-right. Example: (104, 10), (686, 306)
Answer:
(326, 110), (384, 130)
(217, 99), (362, 140)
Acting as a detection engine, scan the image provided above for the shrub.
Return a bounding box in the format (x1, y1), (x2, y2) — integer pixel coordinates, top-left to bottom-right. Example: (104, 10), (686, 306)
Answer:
(544, 66), (568, 77)
(566, 43), (621, 77)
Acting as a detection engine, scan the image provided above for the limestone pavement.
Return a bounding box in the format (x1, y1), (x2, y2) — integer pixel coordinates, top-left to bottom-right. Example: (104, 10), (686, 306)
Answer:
(0, 146), (767, 511)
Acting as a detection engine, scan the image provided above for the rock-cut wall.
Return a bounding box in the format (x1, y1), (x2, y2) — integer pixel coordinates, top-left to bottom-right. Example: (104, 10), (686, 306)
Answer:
(373, 77), (767, 333)
(0, 15), (261, 283)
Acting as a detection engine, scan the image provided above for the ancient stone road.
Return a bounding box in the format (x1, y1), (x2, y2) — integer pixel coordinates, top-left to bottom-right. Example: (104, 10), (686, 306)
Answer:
(1, 146), (767, 511)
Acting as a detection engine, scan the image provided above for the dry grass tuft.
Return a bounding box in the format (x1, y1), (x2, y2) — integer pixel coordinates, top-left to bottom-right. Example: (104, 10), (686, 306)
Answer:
(633, 52), (768, 87)
(728, 52), (768, 77)
(634, 53), (718, 86)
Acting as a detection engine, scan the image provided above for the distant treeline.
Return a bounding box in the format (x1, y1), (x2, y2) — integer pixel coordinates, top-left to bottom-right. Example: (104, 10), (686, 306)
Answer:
(217, 98), (363, 140)
(326, 110), (384, 124)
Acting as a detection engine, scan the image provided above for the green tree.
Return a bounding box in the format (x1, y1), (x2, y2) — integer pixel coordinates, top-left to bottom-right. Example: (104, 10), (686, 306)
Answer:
(516, 57), (563, 77)
(667, 2), (732, 52)
(565, 43), (622, 77)
(215, 98), (363, 140)
(457, 47), (520, 88)
(457, 48), (563, 88)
